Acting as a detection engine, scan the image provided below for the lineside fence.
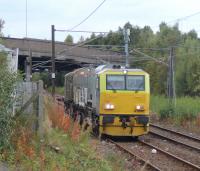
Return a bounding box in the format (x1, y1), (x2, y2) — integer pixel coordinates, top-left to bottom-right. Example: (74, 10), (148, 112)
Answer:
(14, 80), (44, 137)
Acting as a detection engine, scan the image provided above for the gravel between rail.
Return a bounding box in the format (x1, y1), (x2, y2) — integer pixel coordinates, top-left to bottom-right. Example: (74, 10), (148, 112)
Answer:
(115, 140), (200, 171)
(141, 133), (200, 167)
(150, 124), (200, 150)
(104, 123), (200, 171)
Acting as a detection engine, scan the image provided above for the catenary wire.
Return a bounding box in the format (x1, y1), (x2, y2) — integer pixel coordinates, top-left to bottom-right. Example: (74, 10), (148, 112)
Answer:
(68, 0), (107, 31)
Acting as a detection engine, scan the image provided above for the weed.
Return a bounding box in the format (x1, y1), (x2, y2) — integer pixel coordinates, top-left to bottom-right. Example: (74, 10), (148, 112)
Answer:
(151, 95), (200, 125)
(2, 95), (112, 171)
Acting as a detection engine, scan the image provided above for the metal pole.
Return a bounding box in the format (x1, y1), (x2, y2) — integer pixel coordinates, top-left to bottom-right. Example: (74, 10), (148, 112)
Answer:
(171, 47), (176, 105)
(26, 0), (27, 37)
(29, 49), (32, 81)
(38, 80), (44, 138)
(51, 25), (56, 97)
(25, 51), (31, 82)
(167, 48), (171, 98)
(124, 28), (130, 68)
(168, 47), (175, 99)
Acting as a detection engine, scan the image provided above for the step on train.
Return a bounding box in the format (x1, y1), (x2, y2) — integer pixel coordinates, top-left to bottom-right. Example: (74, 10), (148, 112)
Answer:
(64, 64), (150, 137)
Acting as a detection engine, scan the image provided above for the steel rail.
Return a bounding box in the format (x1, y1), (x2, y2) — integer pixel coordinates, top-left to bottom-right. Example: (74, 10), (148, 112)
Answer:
(149, 131), (200, 152)
(138, 139), (200, 170)
(107, 139), (161, 171)
(150, 123), (200, 142)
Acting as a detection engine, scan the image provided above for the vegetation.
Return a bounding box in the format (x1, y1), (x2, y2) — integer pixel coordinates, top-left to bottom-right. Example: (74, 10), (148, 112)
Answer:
(32, 71), (65, 88)
(0, 53), (19, 151)
(33, 22), (200, 98)
(151, 95), (200, 124)
(1, 96), (113, 170)
(86, 22), (200, 97)
(32, 72), (51, 88)
(1, 17), (200, 168)
(47, 86), (65, 95)
(0, 19), (4, 34)
(65, 34), (74, 44)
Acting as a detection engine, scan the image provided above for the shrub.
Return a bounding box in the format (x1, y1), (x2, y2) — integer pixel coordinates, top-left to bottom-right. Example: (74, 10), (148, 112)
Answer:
(3, 96), (112, 171)
(151, 95), (200, 124)
(0, 53), (19, 151)
(159, 104), (175, 120)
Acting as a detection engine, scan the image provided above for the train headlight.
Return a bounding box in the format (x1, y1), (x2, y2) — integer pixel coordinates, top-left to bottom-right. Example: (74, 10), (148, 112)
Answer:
(105, 103), (115, 110)
(135, 105), (144, 111)
(123, 70), (128, 74)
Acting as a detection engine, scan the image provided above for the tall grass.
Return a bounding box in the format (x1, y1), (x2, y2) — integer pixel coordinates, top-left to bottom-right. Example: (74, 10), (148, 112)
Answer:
(47, 86), (64, 95)
(1, 96), (112, 171)
(151, 95), (200, 125)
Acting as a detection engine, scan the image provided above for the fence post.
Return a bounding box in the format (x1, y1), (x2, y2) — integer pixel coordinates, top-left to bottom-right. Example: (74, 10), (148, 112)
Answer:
(38, 80), (44, 138)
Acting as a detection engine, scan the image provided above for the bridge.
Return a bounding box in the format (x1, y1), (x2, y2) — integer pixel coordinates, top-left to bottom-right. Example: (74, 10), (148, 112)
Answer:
(1, 37), (124, 72)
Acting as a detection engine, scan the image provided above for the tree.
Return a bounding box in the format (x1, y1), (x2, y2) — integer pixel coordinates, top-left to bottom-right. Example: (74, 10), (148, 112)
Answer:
(78, 36), (85, 43)
(84, 22), (200, 96)
(176, 37), (200, 96)
(187, 30), (197, 39)
(64, 34), (73, 44)
(0, 19), (5, 34)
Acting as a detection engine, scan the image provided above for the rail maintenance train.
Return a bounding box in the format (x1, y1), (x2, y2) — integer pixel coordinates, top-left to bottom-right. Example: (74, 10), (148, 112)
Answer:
(64, 64), (150, 137)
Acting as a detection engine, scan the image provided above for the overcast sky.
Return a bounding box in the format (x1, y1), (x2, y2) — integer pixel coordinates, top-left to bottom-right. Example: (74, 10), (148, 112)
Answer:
(1, 0), (200, 42)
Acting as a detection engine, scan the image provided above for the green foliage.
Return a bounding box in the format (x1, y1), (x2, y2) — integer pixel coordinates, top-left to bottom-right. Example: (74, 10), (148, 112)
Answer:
(86, 21), (200, 96)
(104, 152), (125, 171)
(78, 36), (85, 43)
(32, 71), (66, 87)
(176, 37), (200, 96)
(65, 34), (73, 44)
(47, 86), (64, 95)
(55, 87), (64, 95)
(6, 128), (112, 171)
(32, 72), (51, 88)
(0, 19), (5, 34)
(0, 53), (19, 151)
(151, 95), (200, 123)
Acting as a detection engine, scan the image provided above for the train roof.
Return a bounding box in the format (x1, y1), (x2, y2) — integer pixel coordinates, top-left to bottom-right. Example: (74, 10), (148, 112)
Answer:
(65, 64), (148, 77)
(95, 64), (147, 74)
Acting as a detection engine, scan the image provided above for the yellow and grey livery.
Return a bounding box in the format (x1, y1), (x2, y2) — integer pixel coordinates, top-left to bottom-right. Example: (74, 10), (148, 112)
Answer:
(64, 64), (150, 137)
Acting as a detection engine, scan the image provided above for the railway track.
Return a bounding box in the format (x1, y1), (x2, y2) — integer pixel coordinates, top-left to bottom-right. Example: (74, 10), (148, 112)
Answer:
(107, 139), (161, 171)
(150, 123), (200, 142)
(149, 123), (200, 151)
(105, 124), (200, 170)
(107, 138), (200, 171)
(138, 139), (200, 170)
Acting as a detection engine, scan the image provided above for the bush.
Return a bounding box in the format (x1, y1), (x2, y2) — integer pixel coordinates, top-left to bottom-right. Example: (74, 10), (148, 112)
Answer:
(3, 96), (112, 171)
(159, 105), (175, 120)
(0, 53), (19, 151)
(151, 95), (200, 124)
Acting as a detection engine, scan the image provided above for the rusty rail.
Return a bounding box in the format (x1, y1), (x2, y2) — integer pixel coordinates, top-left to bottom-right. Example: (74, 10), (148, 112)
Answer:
(107, 139), (161, 171)
(150, 124), (200, 142)
(138, 139), (200, 170)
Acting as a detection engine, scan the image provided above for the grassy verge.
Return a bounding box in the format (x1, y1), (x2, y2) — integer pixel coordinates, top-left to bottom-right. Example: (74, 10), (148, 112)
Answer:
(0, 96), (112, 171)
(151, 95), (200, 125)
(47, 86), (65, 96)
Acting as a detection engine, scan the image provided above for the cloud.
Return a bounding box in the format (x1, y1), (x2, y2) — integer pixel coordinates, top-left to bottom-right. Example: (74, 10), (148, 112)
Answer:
(1, 0), (200, 41)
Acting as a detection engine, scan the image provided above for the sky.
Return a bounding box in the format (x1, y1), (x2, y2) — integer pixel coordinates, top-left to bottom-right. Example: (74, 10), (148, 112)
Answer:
(1, 0), (200, 42)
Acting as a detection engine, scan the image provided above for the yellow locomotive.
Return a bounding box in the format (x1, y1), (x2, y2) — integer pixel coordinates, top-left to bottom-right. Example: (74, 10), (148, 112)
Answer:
(64, 65), (150, 137)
